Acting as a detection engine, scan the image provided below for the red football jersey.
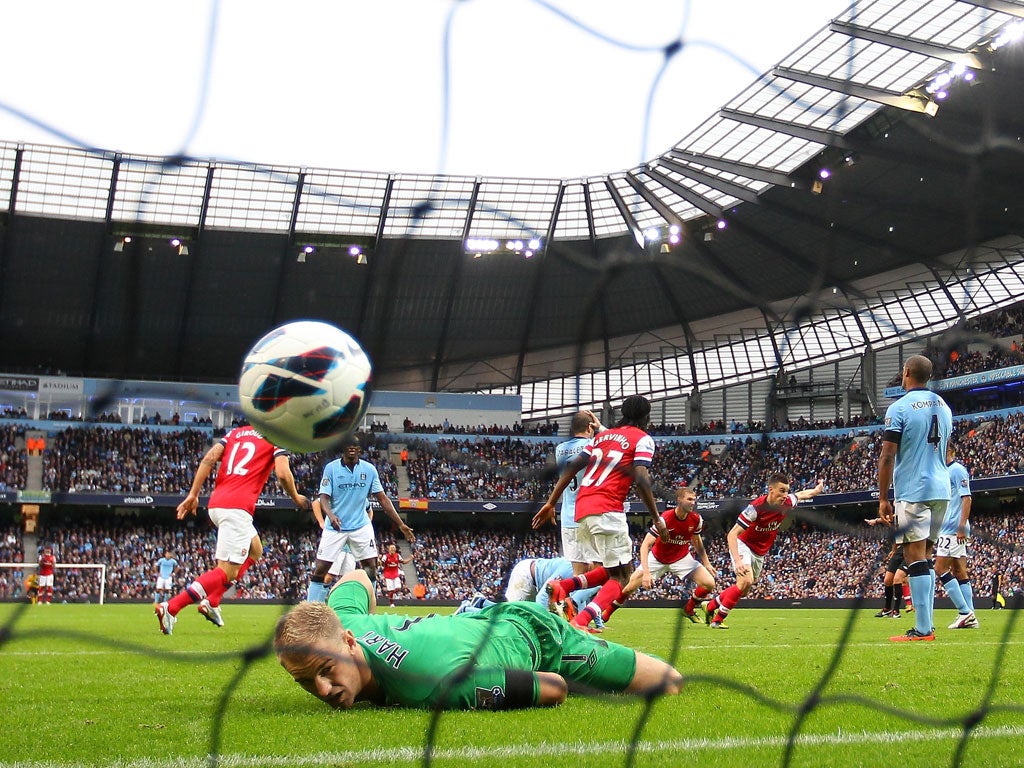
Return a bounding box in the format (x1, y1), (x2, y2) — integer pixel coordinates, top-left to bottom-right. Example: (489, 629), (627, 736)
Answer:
(382, 551), (402, 579)
(38, 552), (56, 576)
(574, 426), (655, 521)
(650, 508), (704, 564)
(208, 427), (287, 515)
(736, 492), (798, 556)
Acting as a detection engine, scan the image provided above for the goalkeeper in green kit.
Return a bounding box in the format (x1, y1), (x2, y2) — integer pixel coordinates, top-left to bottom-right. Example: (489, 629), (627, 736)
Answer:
(275, 570), (683, 710)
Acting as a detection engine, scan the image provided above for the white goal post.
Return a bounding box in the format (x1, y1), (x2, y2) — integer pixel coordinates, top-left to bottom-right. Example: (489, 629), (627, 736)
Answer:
(0, 562), (107, 605)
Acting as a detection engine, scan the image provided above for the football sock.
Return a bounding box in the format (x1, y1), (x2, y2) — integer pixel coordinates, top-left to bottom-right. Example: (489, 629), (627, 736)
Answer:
(602, 593), (628, 622)
(685, 585), (711, 615)
(714, 584), (743, 622)
(940, 571), (969, 614)
(574, 580), (622, 628)
(960, 580), (975, 613)
(883, 584), (894, 612)
(209, 558), (255, 608)
(172, 568), (229, 615)
(562, 566), (609, 594)
(906, 561), (932, 635)
(929, 567), (937, 624)
(236, 557), (255, 580)
(903, 583), (912, 606)
(306, 577), (329, 603)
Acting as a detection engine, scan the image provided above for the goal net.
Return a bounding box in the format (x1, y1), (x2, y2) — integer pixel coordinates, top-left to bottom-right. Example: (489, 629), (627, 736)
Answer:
(0, 563), (108, 605)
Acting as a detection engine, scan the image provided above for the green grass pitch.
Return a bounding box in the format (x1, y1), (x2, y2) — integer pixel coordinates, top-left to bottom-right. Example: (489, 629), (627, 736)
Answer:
(1, 602), (1021, 768)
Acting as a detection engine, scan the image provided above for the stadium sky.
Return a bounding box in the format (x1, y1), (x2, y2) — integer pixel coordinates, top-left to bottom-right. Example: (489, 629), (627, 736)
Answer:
(1, 0), (850, 179)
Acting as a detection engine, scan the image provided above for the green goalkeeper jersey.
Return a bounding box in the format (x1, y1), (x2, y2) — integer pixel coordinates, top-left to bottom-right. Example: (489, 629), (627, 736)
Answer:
(327, 581), (636, 710)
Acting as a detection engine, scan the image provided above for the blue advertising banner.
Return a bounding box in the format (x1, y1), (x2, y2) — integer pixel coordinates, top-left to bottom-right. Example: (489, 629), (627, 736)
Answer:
(884, 364), (1024, 398)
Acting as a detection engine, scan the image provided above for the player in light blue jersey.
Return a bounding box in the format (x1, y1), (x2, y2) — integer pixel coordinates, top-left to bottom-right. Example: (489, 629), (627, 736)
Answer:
(307, 433), (414, 603)
(154, 550), (179, 603)
(455, 557), (600, 616)
(937, 445), (978, 629)
(554, 414), (600, 563)
(552, 411), (603, 620)
(878, 354), (953, 642)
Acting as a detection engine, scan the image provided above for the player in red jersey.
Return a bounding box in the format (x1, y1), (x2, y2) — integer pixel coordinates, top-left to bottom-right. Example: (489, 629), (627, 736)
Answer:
(155, 425), (311, 635)
(36, 545), (57, 604)
(532, 395), (666, 630)
(380, 543), (413, 607)
(703, 473), (823, 628)
(619, 487), (716, 620)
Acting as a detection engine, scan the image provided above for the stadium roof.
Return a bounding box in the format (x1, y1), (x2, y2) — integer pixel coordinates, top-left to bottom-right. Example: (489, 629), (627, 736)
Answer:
(2, 0), (1024, 417)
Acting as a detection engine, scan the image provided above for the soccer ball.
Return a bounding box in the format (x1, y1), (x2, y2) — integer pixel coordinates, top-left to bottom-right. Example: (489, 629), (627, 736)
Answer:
(238, 320), (372, 453)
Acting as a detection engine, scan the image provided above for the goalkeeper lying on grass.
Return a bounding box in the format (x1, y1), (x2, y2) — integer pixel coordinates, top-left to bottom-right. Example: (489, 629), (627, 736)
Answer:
(275, 570), (683, 711)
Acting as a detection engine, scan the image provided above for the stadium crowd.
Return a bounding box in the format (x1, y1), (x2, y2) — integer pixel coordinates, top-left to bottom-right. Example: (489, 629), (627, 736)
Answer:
(396, 417), (560, 436)
(405, 437), (555, 501)
(30, 426), (397, 498)
(1, 425), (28, 492)
(0, 402), (1014, 504)
(1, 510), (1020, 609)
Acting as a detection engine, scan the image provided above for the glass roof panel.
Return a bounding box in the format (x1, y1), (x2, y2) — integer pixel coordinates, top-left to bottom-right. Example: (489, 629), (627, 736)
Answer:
(588, 179), (630, 237)
(553, 183), (590, 240)
(609, 175), (666, 230)
(204, 165), (298, 232)
(652, 163), (743, 210)
(467, 178), (561, 241)
(633, 171), (706, 220)
(844, 0), (1010, 49)
(676, 162), (772, 194)
(384, 174), (474, 239)
(17, 145), (111, 221)
(297, 169), (388, 237)
(113, 156), (207, 227)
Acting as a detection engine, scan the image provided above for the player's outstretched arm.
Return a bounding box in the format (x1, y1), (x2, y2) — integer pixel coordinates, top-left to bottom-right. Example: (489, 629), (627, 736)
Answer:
(311, 499), (326, 530)
(176, 442), (224, 519)
(274, 455), (311, 511)
(795, 480), (824, 500)
(376, 491), (414, 542)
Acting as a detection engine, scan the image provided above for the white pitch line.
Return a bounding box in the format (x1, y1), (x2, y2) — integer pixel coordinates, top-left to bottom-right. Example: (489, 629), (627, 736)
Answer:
(3, 723), (1023, 768)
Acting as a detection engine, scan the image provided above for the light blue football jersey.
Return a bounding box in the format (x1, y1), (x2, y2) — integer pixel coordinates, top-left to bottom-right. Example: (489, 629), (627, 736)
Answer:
(156, 557), (178, 579)
(555, 437), (591, 528)
(319, 458), (383, 531)
(884, 388), (952, 502)
(531, 557), (575, 606)
(940, 460), (972, 537)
